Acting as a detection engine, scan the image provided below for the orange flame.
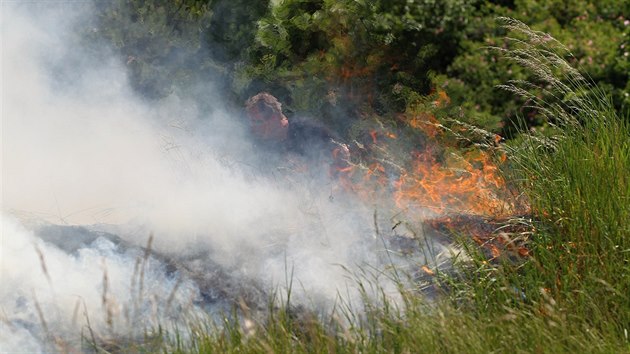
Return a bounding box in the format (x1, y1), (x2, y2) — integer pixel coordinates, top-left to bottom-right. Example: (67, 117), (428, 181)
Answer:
(407, 112), (440, 138)
(393, 148), (519, 217)
(427, 214), (531, 259)
(433, 90), (451, 108)
(335, 126), (522, 218)
(421, 265), (435, 276)
(330, 95), (531, 259)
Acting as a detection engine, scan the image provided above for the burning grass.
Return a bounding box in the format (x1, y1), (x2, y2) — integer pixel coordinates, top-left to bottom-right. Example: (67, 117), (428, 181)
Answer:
(148, 19), (630, 353)
(15, 19), (630, 353)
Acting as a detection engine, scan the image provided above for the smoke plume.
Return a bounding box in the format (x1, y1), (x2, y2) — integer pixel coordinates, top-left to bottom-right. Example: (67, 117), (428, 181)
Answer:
(1, 2), (442, 351)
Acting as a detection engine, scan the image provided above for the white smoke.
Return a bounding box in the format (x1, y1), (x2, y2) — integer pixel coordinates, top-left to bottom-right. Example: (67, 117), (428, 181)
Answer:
(0, 214), (204, 352)
(1, 2), (442, 351)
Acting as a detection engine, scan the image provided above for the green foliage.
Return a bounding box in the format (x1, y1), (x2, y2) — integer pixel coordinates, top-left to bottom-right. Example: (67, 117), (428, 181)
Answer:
(154, 20), (630, 354)
(92, 0), (271, 103)
(442, 0), (629, 136)
(204, 0), (270, 63)
(92, 0), (628, 140)
(93, 0), (214, 98)
(238, 0), (477, 133)
(78, 3), (630, 352)
(496, 17), (630, 337)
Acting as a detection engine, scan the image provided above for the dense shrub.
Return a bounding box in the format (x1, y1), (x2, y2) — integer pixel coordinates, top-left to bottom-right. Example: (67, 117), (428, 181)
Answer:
(92, 0), (270, 106)
(441, 0), (629, 136)
(91, 0), (628, 137)
(238, 0), (477, 133)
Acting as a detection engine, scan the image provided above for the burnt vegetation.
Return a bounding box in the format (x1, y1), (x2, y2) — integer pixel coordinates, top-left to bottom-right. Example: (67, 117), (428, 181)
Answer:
(63, 0), (630, 352)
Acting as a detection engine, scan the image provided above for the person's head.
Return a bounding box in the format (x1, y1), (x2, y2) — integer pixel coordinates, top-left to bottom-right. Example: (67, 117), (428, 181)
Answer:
(245, 92), (289, 141)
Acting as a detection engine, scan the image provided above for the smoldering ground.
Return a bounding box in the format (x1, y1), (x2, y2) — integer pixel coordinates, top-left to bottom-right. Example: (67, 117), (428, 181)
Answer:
(1, 2), (448, 351)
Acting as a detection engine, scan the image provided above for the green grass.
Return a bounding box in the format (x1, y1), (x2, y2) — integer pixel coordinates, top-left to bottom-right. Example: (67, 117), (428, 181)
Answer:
(85, 19), (630, 353)
(497, 17), (630, 339)
(151, 75), (629, 353)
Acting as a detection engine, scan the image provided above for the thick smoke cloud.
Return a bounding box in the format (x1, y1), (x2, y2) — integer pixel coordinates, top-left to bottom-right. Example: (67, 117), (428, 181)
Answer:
(1, 2), (442, 351)
(1, 215), (206, 352)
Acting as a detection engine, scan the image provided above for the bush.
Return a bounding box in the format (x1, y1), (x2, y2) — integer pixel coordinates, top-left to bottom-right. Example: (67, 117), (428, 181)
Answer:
(441, 0), (629, 136)
(238, 0), (477, 133)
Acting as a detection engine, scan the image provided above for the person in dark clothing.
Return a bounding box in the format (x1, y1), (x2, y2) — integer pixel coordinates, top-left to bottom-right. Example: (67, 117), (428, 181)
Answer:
(244, 92), (349, 179)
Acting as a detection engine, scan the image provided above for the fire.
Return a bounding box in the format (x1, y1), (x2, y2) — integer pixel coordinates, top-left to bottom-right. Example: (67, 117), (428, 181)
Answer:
(433, 90), (451, 108)
(332, 89), (530, 259)
(427, 214), (531, 260)
(421, 265), (435, 276)
(394, 148), (519, 217)
(337, 118), (523, 218)
(337, 159), (391, 202)
(407, 112), (440, 138)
